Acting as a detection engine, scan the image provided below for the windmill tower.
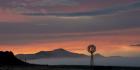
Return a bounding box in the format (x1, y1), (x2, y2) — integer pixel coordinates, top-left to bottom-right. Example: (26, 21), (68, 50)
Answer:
(87, 44), (96, 70)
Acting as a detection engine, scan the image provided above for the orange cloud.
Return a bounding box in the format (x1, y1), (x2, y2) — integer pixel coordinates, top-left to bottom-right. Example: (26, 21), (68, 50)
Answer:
(0, 28), (140, 57)
(0, 33), (140, 57)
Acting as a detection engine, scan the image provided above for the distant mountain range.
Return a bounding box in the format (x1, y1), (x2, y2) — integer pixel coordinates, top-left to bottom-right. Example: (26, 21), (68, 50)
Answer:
(1, 49), (140, 66)
(22, 49), (140, 66)
(0, 50), (140, 69)
(16, 48), (104, 60)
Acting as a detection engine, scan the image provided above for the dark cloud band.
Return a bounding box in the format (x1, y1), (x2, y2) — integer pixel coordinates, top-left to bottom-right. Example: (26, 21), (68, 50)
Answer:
(130, 44), (140, 47)
(23, 2), (140, 16)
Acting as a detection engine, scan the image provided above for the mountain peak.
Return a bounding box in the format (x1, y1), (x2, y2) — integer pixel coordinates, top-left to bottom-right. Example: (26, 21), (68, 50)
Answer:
(16, 48), (87, 60)
(53, 48), (68, 52)
(35, 48), (70, 55)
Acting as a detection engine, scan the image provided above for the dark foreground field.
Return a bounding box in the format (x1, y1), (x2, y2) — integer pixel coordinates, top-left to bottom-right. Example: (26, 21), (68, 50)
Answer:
(0, 65), (140, 70)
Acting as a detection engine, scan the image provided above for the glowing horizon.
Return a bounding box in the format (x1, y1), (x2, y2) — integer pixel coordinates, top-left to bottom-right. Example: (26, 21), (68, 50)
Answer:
(0, 28), (140, 57)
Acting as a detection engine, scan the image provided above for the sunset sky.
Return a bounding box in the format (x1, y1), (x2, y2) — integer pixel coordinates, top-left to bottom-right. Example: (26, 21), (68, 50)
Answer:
(0, 0), (140, 57)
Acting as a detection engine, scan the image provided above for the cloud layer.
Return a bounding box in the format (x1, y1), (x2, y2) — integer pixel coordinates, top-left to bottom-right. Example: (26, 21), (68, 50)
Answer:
(0, 0), (139, 16)
(23, 1), (140, 16)
(0, 0), (140, 56)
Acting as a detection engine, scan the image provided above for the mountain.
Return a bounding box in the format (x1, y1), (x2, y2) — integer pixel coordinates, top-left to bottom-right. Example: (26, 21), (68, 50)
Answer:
(16, 48), (90, 60)
(94, 53), (105, 58)
(0, 51), (29, 66)
(28, 55), (140, 66)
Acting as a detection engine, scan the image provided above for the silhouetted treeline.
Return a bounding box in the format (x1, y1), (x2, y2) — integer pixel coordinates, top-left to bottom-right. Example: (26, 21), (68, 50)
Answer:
(0, 51), (29, 66)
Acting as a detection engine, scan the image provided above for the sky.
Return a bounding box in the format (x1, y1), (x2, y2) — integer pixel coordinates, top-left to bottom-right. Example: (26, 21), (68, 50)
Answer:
(0, 0), (140, 57)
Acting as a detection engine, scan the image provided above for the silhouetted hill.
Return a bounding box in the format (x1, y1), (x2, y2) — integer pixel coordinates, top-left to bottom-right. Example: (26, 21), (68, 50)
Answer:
(0, 51), (29, 66)
(94, 53), (105, 58)
(16, 48), (89, 60)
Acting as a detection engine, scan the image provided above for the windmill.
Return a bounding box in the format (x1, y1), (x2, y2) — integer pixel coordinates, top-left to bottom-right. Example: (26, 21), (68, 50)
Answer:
(87, 44), (96, 70)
